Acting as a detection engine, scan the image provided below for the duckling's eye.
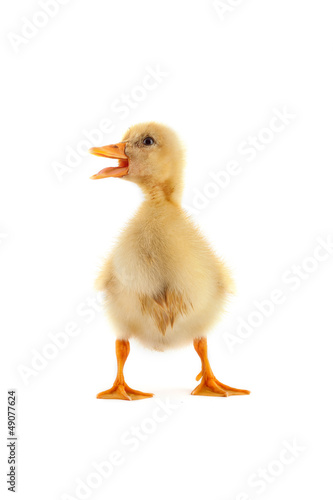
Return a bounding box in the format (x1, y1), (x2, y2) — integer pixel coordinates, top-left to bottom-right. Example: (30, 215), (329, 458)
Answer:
(143, 136), (154, 146)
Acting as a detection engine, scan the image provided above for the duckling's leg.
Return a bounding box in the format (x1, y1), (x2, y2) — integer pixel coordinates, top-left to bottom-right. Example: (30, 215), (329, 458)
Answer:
(97, 340), (154, 400)
(191, 338), (250, 397)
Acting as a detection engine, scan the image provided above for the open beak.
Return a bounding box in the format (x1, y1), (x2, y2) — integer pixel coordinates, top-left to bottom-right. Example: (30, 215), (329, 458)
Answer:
(89, 142), (129, 179)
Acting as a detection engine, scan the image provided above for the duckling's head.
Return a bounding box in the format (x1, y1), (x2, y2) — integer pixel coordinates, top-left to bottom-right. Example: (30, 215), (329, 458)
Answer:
(89, 122), (185, 203)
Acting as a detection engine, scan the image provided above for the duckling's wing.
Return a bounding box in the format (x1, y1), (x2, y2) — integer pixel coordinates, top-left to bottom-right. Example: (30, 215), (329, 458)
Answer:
(140, 288), (192, 336)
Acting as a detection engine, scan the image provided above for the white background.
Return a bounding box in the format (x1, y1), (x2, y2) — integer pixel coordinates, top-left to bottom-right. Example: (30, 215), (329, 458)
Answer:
(1, 1), (333, 499)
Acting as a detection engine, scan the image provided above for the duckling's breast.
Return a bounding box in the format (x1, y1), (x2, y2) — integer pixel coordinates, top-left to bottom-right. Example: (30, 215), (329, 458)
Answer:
(99, 202), (234, 350)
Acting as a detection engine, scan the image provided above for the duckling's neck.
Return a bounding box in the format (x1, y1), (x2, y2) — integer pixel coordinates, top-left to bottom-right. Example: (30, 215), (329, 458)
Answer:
(141, 180), (183, 206)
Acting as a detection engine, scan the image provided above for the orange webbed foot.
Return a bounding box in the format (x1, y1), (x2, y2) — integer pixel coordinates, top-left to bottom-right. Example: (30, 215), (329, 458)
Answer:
(192, 338), (250, 397)
(191, 374), (250, 397)
(97, 383), (154, 401)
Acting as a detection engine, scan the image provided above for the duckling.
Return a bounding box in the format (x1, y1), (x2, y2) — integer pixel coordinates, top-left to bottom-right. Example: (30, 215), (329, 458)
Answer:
(89, 122), (250, 400)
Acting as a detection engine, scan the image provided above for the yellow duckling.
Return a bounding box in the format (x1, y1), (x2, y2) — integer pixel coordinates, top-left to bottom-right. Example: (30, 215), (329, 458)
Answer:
(90, 122), (250, 400)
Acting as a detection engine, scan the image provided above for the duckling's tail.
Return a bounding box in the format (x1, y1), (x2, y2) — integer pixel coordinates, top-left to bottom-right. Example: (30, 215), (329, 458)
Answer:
(219, 260), (236, 296)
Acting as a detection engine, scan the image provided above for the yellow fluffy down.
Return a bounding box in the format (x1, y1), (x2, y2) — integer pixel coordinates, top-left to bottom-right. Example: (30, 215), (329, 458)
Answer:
(95, 122), (235, 351)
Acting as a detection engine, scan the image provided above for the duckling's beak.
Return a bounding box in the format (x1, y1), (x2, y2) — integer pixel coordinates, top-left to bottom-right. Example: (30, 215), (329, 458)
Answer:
(89, 142), (129, 179)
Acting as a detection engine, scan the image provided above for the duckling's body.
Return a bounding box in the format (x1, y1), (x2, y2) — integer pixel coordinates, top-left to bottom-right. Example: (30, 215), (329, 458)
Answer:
(96, 197), (234, 351)
(90, 122), (249, 400)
